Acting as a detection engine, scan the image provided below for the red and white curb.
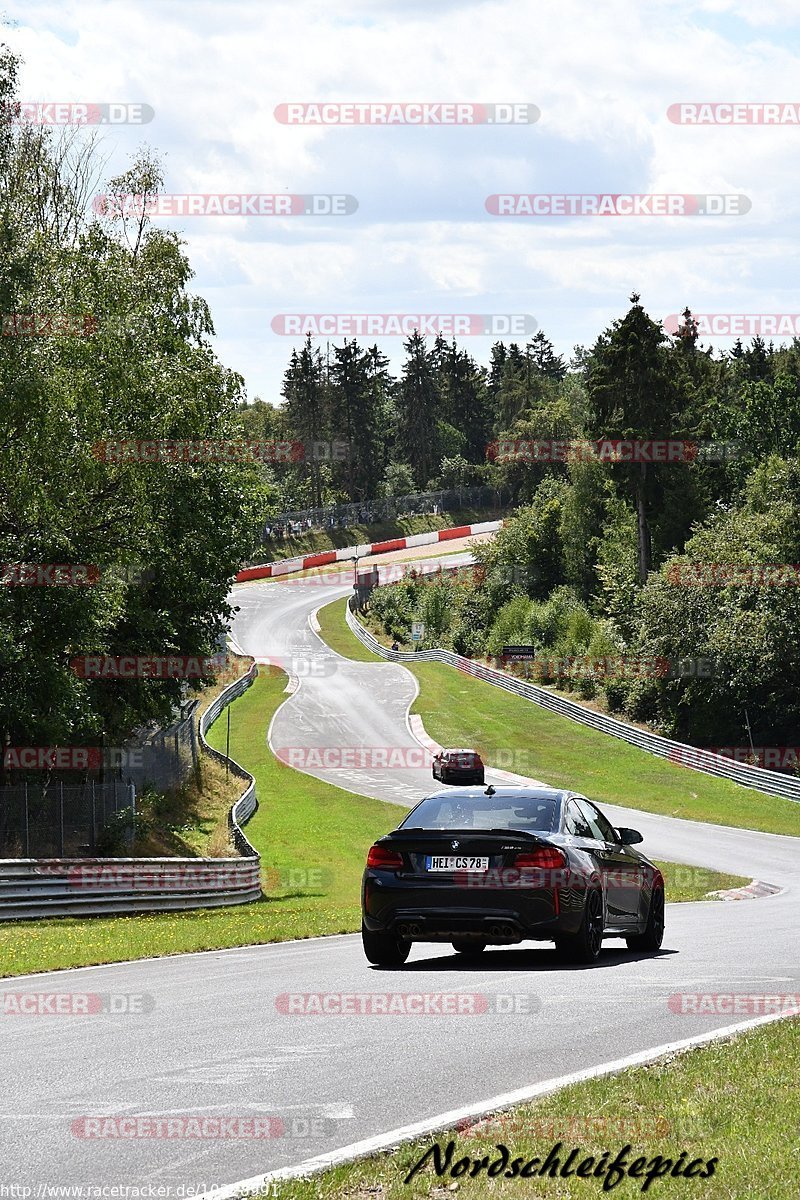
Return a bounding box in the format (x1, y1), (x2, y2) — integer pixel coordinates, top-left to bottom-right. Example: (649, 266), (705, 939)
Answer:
(235, 520), (502, 583)
(706, 879), (784, 901)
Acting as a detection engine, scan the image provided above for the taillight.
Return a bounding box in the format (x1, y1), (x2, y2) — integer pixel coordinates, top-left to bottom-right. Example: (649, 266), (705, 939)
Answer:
(366, 843), (404, 870)
(513, 847), (567, 869)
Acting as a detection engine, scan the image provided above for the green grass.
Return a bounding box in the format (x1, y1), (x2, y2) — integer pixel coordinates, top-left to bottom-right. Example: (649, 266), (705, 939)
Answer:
(260, 1016), (800, 1200)
(257, 507), (504, 560)
(0, 669), (400, 979)
(318, 597), (800, 838)
(655, 862), (746, 901)
(317, 597), (381, 662)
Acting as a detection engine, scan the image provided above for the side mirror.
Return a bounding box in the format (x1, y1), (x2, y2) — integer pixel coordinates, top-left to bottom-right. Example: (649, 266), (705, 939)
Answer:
(617, 827), (643, 845)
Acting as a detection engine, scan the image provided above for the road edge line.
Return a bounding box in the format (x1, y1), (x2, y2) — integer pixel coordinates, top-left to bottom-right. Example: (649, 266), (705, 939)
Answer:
(199, 1008), (798, 1199)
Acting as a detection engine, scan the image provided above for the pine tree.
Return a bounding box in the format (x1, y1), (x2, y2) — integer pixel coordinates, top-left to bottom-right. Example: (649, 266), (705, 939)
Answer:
(329, 339), (389, 501)
(587, 294), (686, 582)
(526, 331), (566, 380)
(435, 339), (491, 463)
(396, 330), (440, 487)
(281, 335), (328, 508)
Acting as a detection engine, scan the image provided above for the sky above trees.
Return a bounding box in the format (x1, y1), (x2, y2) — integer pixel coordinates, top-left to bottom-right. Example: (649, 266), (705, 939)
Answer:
(4, 0), (800, 399)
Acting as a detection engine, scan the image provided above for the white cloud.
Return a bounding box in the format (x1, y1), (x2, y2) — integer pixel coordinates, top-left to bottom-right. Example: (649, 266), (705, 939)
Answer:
(4, 0), (800, 395)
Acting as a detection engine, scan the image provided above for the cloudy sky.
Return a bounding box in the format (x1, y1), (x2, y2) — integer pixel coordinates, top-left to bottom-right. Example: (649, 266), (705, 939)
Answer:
(4, 0), (800, 400)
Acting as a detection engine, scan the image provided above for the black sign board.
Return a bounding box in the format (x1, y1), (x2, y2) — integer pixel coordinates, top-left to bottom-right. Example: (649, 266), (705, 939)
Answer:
(502, 645), (537, 661)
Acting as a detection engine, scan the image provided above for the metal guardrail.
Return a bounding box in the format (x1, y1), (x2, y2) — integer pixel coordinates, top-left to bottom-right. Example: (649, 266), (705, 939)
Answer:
(0, 857), (262, 921)
(198, 663), (260, 857)
(346, 603), (800, 805)
(0, 664), (263, 921)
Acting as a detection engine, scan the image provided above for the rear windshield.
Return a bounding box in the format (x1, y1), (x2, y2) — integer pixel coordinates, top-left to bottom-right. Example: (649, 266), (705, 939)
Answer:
(400, 794), (559, 833)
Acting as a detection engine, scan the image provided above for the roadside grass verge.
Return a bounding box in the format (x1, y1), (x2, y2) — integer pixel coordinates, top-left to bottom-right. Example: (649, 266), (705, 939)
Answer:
(0, 668), (399, 979)
(128, 652), (257, 858)
(655, 863), (746, 901)
(258, 1016), (800, 1200)
(317, 598), (380, 662)
(132, 757), (239, 858)
(318, 598), (800, 838)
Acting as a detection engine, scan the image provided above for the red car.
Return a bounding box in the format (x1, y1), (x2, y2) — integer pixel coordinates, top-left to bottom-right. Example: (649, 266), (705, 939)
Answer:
(432, 748), (485, 785)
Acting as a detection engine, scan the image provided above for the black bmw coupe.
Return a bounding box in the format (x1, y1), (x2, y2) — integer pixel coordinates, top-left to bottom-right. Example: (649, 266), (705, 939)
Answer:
(361, 785), (665, 966)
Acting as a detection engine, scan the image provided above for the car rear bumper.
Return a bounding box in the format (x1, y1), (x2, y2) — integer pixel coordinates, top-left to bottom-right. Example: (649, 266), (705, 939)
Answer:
(362, 875), (581, 943)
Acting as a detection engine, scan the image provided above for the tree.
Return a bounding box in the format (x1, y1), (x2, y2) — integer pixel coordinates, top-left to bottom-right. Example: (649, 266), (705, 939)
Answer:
(526, 331), (566, 380)
(587, 294), (687, 582)
(435, 339), (491, 463)
(328, 340), (390, 501)
(281, 335), (328, 508)
(0, 50), (269, 757)
(379, 461), (416, 497)
(395, 330), (440, 487)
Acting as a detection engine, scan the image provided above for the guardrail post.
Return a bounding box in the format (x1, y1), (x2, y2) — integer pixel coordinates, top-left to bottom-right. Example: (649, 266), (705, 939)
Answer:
(90, 781), (96, 853)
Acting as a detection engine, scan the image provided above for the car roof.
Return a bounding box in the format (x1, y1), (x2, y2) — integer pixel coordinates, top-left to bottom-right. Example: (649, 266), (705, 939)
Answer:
(421, 785), (566, 802)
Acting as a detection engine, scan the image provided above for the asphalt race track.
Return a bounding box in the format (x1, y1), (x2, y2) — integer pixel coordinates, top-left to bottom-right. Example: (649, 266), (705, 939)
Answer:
(2, 570), (798, 1194)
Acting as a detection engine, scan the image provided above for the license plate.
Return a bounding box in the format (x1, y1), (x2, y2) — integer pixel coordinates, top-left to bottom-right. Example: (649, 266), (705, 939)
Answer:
(425, 856), (489, 872)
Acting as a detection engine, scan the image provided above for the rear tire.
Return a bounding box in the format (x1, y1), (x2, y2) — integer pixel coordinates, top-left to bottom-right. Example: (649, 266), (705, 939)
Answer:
(361, 923), (410, 966)
(555, 888), (604, 963)
(452, 939), (486, 956)
(626, 886), (665, 952)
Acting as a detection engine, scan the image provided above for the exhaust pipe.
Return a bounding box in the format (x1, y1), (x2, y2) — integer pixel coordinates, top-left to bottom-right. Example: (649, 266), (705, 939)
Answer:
(490, 923), (515, 939)
(397, 922), (421, 938)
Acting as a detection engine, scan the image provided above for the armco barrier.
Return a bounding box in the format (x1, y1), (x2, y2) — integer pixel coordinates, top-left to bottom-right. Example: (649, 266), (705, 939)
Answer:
(0, 665), (263, 921)
(345, 604), (800, 805)
(198, 662), (260, 856)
